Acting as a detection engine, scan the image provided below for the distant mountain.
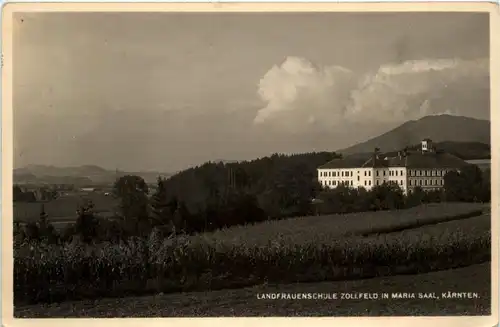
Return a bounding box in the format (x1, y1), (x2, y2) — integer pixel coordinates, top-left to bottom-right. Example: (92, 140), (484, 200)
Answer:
(13, 164), (171, 185)
(340, 115), (490, 155)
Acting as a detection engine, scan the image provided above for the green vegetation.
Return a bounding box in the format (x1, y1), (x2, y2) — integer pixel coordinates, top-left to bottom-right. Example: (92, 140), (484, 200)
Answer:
(12, 152), (491, 306)
(14, 193), (118, 223)
(14, 204), (490, 305)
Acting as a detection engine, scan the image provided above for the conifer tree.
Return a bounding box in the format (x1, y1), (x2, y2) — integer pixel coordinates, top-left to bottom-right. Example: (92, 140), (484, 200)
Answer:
(150, 177), (171, 226)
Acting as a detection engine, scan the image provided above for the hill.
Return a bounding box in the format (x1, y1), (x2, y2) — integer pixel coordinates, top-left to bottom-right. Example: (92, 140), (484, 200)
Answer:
(344, 141), (491, 162)
(13, 164), (170, 185)
(340, 115), (490, 156)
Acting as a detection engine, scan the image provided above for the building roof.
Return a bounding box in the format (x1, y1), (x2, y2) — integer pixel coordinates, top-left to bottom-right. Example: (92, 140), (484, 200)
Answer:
(404, 152), (470, 169)
(317, 157), (367, 169)
(318, 151), (470, 170)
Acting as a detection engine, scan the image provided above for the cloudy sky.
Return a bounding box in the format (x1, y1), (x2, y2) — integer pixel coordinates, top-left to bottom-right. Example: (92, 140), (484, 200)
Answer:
(13, 12), (489, 172)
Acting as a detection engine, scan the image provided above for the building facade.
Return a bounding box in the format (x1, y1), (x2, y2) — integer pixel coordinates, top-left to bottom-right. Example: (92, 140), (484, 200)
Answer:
(317, 139), (470, 194)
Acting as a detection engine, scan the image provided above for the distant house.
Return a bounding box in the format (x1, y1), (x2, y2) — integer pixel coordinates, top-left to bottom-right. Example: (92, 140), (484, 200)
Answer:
(80, 187), (96, 193)
(317, 139), (471, 194)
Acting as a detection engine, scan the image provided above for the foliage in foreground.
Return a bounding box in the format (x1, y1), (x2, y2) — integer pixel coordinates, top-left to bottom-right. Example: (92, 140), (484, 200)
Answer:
(14, 205), (490, 305)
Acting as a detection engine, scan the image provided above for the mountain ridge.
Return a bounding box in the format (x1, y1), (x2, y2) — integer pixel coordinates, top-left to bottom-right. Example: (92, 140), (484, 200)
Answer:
(13, 164), (171, 185)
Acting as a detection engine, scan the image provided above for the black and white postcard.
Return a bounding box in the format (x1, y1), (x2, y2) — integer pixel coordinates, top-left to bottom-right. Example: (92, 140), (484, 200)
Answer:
(2, 2), (498, 326)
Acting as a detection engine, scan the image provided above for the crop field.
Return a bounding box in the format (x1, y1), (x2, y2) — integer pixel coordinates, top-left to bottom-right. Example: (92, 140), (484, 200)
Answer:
(14, 203), (490, 305)
(200, 202), (486, 245)
(14, 193), (118, 223)
(15, 262), (491, 317)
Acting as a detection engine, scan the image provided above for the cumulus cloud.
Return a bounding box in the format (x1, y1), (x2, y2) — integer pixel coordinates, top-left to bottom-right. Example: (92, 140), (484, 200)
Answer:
(345, 58), (489, 123)
(254, 56), (357, 133)
(254, 56), (489, 133)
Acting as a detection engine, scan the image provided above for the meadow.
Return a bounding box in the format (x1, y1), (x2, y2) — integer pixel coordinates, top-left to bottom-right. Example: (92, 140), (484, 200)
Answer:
(14, 202), (490, 305)
(14, 193), (118, 223)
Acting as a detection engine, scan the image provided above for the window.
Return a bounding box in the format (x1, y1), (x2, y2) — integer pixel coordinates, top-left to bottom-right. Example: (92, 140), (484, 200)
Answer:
(376, 171), (379, 177)
(400, 180), (403, 185)
(376, 180), (379, 185)
(364, 171), (367, 176)
(383, 171), (386, 176)
(332, 181), (335, 185)
(401, 170), (404, 175)
(351, 181), (353, 186)
(351, 171), (353, 177)
(369, 171), (371, 176)
(357, 176), (360, 181)
(419, 180), (423, 186)
(364, 180), (367, 186)
(369, 180), (372, 186)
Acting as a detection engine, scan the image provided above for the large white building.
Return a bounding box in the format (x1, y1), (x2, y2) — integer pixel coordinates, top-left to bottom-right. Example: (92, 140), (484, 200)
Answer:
(317, 139), (470, 194)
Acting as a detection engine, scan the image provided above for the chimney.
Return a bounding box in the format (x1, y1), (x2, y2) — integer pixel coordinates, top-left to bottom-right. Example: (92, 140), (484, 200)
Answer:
(398, 151), (402, 160)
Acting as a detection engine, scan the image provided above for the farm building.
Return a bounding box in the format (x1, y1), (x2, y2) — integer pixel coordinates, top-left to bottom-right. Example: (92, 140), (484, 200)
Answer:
(317, 139), (471, 194)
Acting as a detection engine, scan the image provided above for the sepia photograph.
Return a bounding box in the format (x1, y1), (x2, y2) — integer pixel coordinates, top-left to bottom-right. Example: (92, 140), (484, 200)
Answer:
(2, 2), (498, 323)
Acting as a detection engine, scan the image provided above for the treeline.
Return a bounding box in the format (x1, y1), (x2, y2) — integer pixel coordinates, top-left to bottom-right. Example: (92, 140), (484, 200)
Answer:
(13, 185), (59, 202)
(13, 152), (490, 248)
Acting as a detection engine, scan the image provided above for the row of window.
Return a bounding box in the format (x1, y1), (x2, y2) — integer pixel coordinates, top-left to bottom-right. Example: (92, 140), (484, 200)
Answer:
(320, 168), (453, 178)
(320, 171), (354, 177)
(409, 179), (444, 186)
(322, 179), (405, 187)
(368, 180), (404, 186)
(323, 180), (354, 186)
(408, 169), (450, 177)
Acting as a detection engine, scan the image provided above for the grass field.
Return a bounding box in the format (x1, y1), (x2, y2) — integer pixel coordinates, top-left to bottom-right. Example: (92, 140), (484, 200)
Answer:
(14, 203), (490, 305)
(14, 193), (118, 223)
(14, 262), (491, 317)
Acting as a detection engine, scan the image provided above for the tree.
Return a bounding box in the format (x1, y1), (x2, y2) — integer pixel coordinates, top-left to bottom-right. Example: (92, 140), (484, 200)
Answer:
(113, 175), (150, 221)
(370, 183), (405, 211)
(480, 168), (491, 203)
(444, 165), (484, 202)
(150, 177), (171, 226)
(406, 187), (425, 207)
(37, 204), (59, 244)
(74, 201), (98, 243)
(13, 185), (24, 202)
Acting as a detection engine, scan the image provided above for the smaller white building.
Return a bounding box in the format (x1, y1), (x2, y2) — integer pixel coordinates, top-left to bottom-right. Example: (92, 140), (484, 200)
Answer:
(317, 139), (470, 194)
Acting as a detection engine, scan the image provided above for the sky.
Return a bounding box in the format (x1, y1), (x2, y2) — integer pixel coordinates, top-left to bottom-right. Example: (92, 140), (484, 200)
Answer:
(13, 12), (490, 172)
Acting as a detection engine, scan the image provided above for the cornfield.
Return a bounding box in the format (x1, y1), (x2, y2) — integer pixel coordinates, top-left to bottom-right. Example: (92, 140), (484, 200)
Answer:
(14, 203), (490, 304)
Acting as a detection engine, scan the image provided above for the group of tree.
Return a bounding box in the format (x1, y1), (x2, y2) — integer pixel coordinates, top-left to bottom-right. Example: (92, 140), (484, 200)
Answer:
(13, 152), (490, 247)
(13, 185), (58, 202)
